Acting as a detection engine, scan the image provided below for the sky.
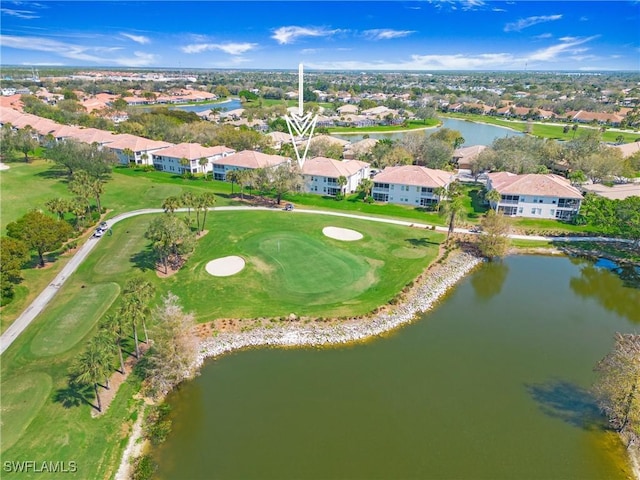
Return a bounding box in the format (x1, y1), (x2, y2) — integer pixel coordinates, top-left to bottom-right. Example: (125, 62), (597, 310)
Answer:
(1, 1), (639, 72)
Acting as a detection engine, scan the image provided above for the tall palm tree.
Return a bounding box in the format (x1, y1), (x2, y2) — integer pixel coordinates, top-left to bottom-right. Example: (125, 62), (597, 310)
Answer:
(438, 181), (466, 242)
(90, 331), (117, 388)
(226, 169), (240, 195)
(337, 175), (348, 197)
(180, 191), (195, 218)
(118, 296), (141, 359)
(123, 277), (155, 344)
(72, 342), (111, 412)
(200, 192), (216, 230)
(122, 148), (134, 165)
(99, 314), (126, 374)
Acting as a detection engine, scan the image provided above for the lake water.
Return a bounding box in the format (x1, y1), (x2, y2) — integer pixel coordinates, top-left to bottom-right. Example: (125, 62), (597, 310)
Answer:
(169, 98), (242, 113)
(152, 255), (637, 479)
(332, 117), (524, 146)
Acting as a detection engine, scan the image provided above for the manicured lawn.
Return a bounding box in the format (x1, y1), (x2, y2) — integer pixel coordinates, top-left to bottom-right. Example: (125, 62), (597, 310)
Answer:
(153, 210), (444, 320)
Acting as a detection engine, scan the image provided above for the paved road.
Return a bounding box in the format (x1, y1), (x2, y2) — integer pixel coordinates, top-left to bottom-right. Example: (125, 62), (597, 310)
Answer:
(0, 206), (633, 355)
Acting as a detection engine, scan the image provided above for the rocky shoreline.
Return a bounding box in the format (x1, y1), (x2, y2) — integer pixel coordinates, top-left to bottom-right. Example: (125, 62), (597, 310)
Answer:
(196, 250), (483, 366)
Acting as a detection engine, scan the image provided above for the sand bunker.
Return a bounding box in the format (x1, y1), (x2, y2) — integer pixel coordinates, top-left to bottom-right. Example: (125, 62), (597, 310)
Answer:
(322, 226), (363, 241)
(205, 256), (245, 277)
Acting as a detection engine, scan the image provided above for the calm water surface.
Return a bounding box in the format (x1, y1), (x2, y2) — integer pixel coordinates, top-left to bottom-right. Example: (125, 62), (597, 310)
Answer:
(332, 117), (524, 146)
(153, 255), (637, 479)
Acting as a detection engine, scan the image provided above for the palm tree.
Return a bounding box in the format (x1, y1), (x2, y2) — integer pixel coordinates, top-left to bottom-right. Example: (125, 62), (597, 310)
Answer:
(438, 181), (466, 242)
(90, 331), (118, 387)
(122, 148), (134, 165)
(99, 315), (126, 374)
(140, 152), (150, 166)
(226, 169), (240, 195)
(485, 188), (502, 211)
(198, 157), (209, 176)
(72, 342), (111, 412)
(179, 157), (191, 177)
(180, 191), (195, 218)
(337, 175), (348, 198)
(118, 296), (141, 359)
(357, 178), (374, 199)
(200, 192), (216, 231)
(45, 197), (69, 220)
(162, 195), (181, 214)
(123, 277), (155, 344)
(572, 124), (579, 138)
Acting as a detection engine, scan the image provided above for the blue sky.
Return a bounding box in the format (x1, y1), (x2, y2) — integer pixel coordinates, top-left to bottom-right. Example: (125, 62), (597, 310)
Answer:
(1, 1), (639, 71)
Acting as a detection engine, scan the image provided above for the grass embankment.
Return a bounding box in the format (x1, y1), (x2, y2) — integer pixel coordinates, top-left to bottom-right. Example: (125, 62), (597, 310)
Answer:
(0, 209), (443, 479)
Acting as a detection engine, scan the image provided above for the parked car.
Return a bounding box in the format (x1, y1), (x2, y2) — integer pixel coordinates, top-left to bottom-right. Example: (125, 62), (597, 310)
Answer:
(99, 221), (108, 229)
(93, 229), (104, 238)
(284, 203), (294, 211)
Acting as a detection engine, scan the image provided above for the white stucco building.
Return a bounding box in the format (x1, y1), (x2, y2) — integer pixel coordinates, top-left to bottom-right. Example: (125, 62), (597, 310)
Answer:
(152, 143), (235, 174)
(487, 172), (583, 220)
(371, 165), (454, 206)
(210, 150), (290, 180)
(301, 157), (370, 196)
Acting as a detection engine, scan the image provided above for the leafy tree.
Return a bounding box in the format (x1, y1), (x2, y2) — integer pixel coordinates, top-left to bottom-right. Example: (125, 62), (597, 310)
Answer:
(6, 210), (73, 267)
(143, 293), (197, 397)
(69, 170), (94, 216)
(0, 237), (30, 304)
(271, 164), (302, 205)
(478, 210), (511, 260)
(198, 157), (209, 176)
(430, 128), (464, 147)
(12, 126), (39, 163)
(179, 157), (190, 177)
(592, 333), (640, 447)
(145, 214), (196, 274)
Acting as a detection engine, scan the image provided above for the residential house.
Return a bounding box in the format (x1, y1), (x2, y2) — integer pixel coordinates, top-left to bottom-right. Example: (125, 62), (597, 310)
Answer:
(486, 172), (583, 220)
(371, 165), (453, 206)
(152, 143), (235, 175)
(453, 145), (487, 171)
(106, 134), (174, 166)
(301, 157), (370, 196)
(343, 138), (378, 160)
(211, 150), (290, 181)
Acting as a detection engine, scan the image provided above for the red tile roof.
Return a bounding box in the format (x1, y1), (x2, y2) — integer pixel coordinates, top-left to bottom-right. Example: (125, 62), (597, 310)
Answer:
(374, 165), (453, 188)
(302, 157), (369, 177)
(488, 172), (583, 199)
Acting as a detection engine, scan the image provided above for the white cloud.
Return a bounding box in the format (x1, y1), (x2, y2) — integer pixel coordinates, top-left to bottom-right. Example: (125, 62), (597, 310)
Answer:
(362, 29), (415, 40)
(526, 36), (597, 62)
(271, 26), (340, 45)
(181, 42), (257, 55)
(1, 7), (39, 19)
(0, 35), (157, 66)
(120, 33), (150, 45)
(306, 35), (599, 71)
(504, 14), (562, 32)
(533, 33), (553, 40)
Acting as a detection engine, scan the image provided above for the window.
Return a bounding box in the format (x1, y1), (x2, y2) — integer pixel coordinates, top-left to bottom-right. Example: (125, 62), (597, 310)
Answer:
(550, 209), (555, 216)
(518, 207), (523, 214)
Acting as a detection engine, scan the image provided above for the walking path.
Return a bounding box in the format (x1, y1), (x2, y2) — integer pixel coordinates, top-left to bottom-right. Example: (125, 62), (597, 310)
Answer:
(0, 205), (632, 355)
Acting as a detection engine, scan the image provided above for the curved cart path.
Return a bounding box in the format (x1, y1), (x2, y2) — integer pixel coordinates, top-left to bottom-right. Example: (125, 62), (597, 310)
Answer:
(0, 206), (632, 355)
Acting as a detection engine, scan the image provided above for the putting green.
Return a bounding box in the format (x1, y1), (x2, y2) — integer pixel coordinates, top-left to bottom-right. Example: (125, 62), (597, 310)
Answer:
(248, 231), (374, 303)
(0, 372), (52, 451)
(30, 283), (120, 357)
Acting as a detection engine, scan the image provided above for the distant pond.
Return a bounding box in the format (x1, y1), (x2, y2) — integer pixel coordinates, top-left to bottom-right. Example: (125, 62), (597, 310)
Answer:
(152, 255), (637, 480)
(332, 117), (524, 146)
